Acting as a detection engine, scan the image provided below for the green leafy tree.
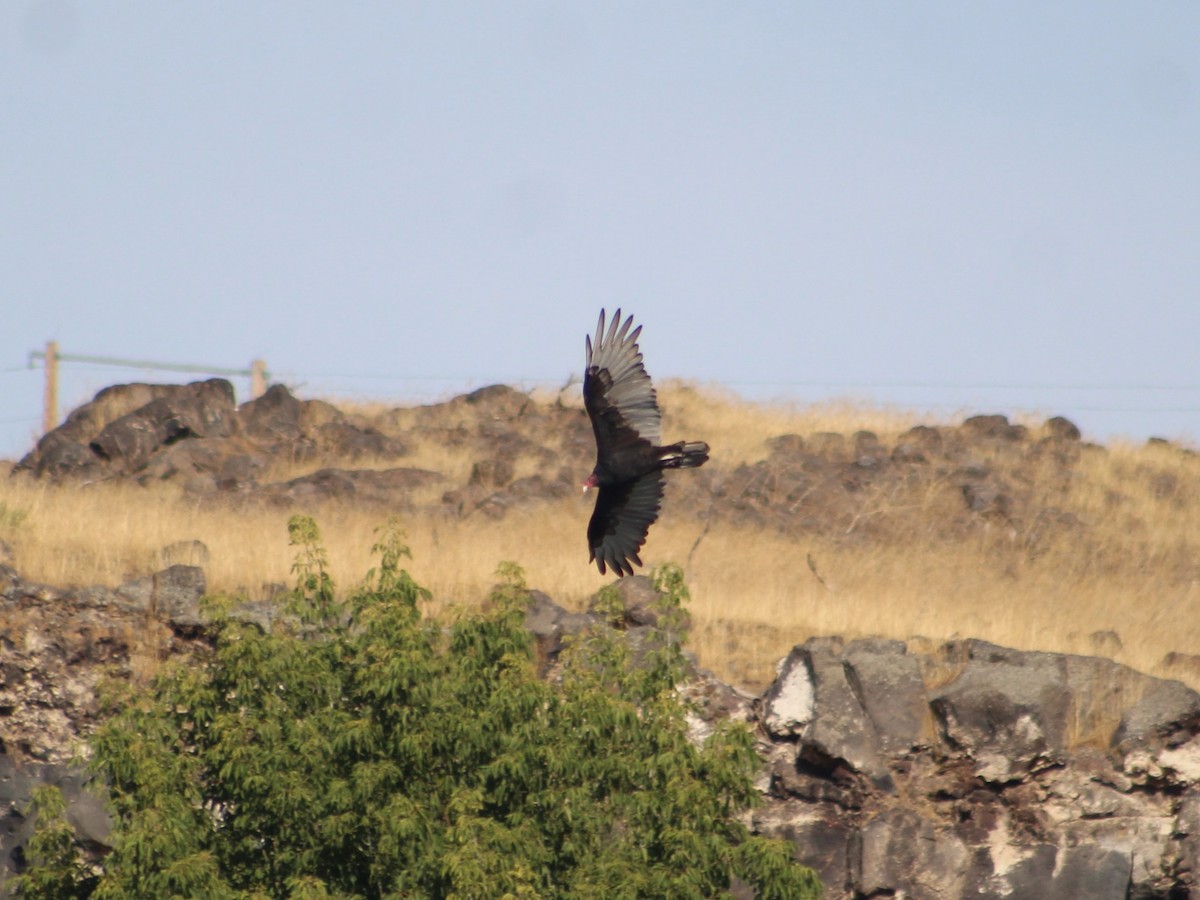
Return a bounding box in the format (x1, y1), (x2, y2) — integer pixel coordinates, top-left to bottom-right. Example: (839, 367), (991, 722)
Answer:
(12, 786), (96, 900)
(20, 516), (820, 899)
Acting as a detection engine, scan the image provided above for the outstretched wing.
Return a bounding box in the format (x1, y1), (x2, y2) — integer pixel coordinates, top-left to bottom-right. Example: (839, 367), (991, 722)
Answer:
(587, 471), (665, 576)
(584, 309), (662, 464)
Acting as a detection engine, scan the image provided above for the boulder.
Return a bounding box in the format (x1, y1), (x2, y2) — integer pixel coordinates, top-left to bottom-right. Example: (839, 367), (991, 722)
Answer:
(585, 575), (691, 632)
(1175, 790), (1200, 890)
(960, 479), (1012, 518)
(797, 638), (891, 786)
(1044, 415), (1082, 441)
(1113, 676), (1200, 755)
(842, 639), (928, 755)
(20, 440), (105, 482)
(15, 380), (238, 479)
(961, 414), (1028, 442)
(136, 436), (232, 487)
(15, 383), (172, 476)
(152, 565), (207, 632)
(237, 383), (311, 445)
(523, 590), (595, 674)
(929, 641), (1072, 782)
(89, 380), (237, 473)
(760, 648), (815, 739)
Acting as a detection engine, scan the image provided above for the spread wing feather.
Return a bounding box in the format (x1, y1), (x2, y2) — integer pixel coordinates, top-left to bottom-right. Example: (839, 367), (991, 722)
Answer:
(584, 308), (662, 450)
(587, 471), (666, 577)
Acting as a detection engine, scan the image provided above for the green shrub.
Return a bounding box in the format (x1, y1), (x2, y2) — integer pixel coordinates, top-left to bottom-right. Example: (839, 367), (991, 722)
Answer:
(12, 786), (96, 900)
(21, 516), (820, 899)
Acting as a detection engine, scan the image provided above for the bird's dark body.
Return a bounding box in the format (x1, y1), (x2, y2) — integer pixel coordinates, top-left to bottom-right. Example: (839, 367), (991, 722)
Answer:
(589, 441), (705, 487)
(582, 309), (709, 576)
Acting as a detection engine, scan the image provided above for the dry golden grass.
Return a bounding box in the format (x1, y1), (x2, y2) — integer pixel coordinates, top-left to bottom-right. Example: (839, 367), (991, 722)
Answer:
(2, 389), (1198, 695)
(658, 381), (926, 467)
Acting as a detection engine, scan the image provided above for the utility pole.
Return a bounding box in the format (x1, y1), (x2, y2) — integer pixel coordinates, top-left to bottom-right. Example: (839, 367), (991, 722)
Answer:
(42, 340), (58, 435)
(250, 359), (267, 398)
(27, 346), (269, 437)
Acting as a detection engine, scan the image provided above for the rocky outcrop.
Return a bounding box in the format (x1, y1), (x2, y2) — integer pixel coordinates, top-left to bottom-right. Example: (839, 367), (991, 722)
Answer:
(20, 378), (1174, 556)
(15, 378), (1195, 555)
(713, 416), (1087, 544)
(88, 380), (239, 474)
(238, 384), (408, 464)
(16, 381), (239, 482)
(12, 380), (578, 515)
(12, 381), (426, 506)
(753, 636), (1200, 899)
(0, 563), (210, 765)
(0, 561), (214, 892)
(5, 570), (1200, 898)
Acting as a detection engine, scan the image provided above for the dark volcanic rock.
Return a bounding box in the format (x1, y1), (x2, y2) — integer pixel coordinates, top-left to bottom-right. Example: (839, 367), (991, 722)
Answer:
(16, 380), (238, 480)
(238, 383), (310, 445)
(795, 638), (891, 786)
(89, 380), (237, 473)
(462, 384), (533, 419)
(11, 377), (1111, 571)
(260, 467), (442, 508)
(316, 421), (406, 460)
(237, 385), (347, 462)
(1113, 676), (1200, 754)
(16, 383), (175, 476)
(754, 637), (1200, 899)
(137, 436), (235, 486)
(23, 441), (105, 481)
(0, 759), (112, 888)
(1044, 415), (1082, 441)
(523, 590), (595, 674)
(842, 639), (928, 755)
(962, 413), (1028, 442)
(858, 808), (968, 899)
(930, 642), (1072, 782)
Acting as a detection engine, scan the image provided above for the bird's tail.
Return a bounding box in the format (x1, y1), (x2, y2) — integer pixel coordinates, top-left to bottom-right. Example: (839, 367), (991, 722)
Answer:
(656, 441), (710, 469)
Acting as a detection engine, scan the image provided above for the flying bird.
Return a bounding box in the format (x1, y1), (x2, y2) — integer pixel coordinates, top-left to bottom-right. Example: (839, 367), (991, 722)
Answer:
(583, 309), (709, 576)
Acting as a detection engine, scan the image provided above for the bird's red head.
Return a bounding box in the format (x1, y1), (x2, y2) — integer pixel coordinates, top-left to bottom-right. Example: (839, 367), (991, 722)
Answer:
(582, 472), (599, 493)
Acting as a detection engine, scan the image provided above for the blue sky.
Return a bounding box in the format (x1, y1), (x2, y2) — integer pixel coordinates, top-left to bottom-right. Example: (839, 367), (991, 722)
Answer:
(3, 2), (1198, 459)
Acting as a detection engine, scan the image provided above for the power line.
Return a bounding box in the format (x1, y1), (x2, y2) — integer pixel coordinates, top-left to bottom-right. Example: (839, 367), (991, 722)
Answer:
(32, 351), (267, 380)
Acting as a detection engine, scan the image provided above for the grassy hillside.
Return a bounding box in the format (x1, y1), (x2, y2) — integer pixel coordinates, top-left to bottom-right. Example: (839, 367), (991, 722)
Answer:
(2, 383), (1198, 692)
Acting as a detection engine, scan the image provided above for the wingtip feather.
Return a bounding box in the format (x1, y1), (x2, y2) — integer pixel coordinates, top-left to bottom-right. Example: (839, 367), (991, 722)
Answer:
(594, 310), (607, 353)
(606, 307), (621, 347)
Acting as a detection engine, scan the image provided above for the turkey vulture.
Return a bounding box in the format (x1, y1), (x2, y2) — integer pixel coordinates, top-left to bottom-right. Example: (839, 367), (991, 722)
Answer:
(583, 309), (709, 576)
